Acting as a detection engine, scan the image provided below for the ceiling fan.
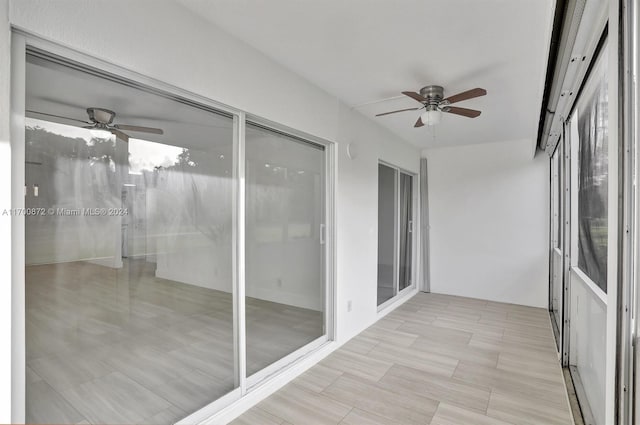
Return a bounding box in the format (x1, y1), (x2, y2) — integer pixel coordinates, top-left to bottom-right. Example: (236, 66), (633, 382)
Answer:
(26, 107), (164, 142)
(376, 86), (486, 127)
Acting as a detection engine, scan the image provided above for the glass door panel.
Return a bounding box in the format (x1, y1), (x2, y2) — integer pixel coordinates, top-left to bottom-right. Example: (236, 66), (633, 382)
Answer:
(377, 164), (397, 305)
(245, 123), (326, 377)
(399, 173), (413, 291)
(25, 53), (237, 425)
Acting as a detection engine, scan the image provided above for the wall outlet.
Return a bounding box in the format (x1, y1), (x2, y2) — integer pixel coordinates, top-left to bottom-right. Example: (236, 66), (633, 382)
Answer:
(347, 300), (352, 312)
(277, 278), (282, 287)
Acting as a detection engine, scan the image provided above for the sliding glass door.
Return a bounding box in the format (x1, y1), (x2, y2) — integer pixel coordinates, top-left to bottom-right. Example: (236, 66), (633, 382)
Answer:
(377, 164), (397, 305)
(377, 163), (415, 307)
(24, 53), (238, 423)
(21, 47), (331, 425)
(245, 123), (326, 377)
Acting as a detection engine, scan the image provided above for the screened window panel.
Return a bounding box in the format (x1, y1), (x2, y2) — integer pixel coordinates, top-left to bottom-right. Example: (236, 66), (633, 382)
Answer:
(554, 148), (562, 249)
(576, 49), (608, 292)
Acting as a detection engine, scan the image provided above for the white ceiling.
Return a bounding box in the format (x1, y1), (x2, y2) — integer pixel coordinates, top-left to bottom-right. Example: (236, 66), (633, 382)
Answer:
(179, 0), (554, 149)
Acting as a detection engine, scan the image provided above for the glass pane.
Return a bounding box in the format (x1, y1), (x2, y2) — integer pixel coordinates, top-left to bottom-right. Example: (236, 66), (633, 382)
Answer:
(25, 53), (236, 425)
(577, 46), (609, 292)
(245, 123), (326, 376)
(377, 164), (397, 305)
(552, 149), (561, 249)
(399, 173), (413, 290)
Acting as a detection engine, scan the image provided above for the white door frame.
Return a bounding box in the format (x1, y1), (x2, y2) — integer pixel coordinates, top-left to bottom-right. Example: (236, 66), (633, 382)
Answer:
(377, 160), (419, 312)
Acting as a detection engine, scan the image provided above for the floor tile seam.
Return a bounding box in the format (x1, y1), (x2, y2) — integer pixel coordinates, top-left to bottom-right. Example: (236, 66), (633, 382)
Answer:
(81, 367), (185, 420)
(29, 379), (89, 424)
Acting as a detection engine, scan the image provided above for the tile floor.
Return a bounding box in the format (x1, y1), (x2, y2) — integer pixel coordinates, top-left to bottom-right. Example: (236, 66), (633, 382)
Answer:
(232, 292), (574, 425)
(25, 260), (323, 424)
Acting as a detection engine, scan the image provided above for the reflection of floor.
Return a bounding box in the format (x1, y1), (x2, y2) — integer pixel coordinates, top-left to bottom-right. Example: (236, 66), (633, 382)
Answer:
(233, 292), (574, 425)
(377, 284), (395, 306)
(26, 260), (323, 424)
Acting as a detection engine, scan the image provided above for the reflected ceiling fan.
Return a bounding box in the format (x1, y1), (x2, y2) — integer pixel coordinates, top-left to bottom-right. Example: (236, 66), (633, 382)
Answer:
(26, 107), (164, 142)
(376, 86), (486, 127)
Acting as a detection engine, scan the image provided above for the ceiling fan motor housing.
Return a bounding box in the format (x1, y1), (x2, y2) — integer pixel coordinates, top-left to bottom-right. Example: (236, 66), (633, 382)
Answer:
(419, 85), (452, 112)
(87, 107), (116, 125)
(419, 85), (444, 103)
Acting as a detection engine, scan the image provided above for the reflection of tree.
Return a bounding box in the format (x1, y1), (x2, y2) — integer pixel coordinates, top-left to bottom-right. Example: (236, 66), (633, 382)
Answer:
(176, 148), (197, 168)
(577, 77), (608, 291)
(27, 125), (119, 160)
(27, 123), (232, 254)
(140, 146), (232, 245)
(25, 124), (121, 264)
(25, 125), (121, 209)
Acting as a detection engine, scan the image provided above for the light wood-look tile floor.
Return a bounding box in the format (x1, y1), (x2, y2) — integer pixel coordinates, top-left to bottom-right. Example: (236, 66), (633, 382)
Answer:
(232, 292), (574, 425)
(26, 260), (322, 424)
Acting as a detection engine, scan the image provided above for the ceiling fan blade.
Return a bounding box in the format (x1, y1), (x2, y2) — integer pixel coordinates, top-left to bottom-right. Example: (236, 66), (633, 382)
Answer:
(444, 106), (482, 118)
(443, 88), (487, 104)
(114, 124), (164, 135)
(109, 128), (130, 143)
(26, 110), (91, 125)
(376, 107), (419, 117)
(402, 91), (427, 103)
(414, 117), (424, 128)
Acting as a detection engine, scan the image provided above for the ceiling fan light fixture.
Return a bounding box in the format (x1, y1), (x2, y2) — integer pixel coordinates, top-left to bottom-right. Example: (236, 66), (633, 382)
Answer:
(421, 110), (441, 126)
(88, 128), (112, 139)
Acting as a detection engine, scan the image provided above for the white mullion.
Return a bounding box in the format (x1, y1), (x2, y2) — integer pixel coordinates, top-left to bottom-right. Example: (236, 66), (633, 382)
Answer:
(412, 174), (417, 290)
(236, 112), (247, 395)
(395, 169), (400, 296)
(325, 143), (335, 341)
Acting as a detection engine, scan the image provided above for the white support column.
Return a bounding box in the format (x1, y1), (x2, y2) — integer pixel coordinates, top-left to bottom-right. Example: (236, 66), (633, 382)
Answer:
(9, 31), (26, 424)
(0, 0), (12, 422)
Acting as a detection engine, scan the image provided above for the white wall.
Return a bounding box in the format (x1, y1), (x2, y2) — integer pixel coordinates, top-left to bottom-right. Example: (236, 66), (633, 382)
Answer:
(423, 139), (549, 308)
(1, 0), (421, 421)
(336, 102), (419, 340)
